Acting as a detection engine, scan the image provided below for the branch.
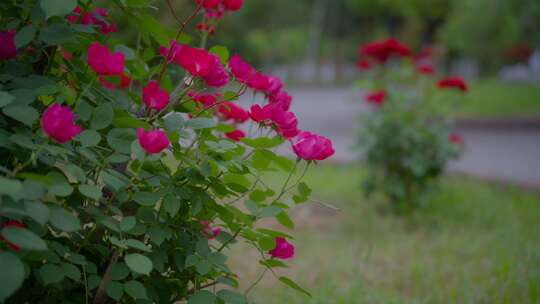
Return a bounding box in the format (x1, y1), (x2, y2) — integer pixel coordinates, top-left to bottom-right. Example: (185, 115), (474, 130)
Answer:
(93, 250), (119, 304)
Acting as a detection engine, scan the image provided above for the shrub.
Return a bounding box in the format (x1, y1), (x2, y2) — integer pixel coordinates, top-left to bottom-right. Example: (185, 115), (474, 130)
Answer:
(356, 39), (466, 213)
(0, 1), (334, 303)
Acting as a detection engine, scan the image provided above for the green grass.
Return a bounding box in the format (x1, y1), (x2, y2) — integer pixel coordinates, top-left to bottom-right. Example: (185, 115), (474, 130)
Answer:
(228, 164), (540, 303)
(458, 80), (540, 118)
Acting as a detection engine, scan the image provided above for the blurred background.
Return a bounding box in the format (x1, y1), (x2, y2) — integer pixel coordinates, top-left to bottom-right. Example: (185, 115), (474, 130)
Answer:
(160, 1), (540, 302)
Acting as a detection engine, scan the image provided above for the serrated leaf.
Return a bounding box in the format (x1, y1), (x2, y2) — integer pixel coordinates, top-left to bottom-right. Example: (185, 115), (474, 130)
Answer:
(40, 0), (77, 19)
(110, 263), (130, 281)
(0, 177), (22, 197)
(0, 91), (15, 108)
(79, 184), (102, 200)
(162, 195), (181, 217)
(3, 105), (38, 126)
(106, 281), (124, 301)
(188, 290), (216, 304)
(279, 277), (311, 297)
(186, 117), (216, 130)
(40, 264), (65, 285)
(209, 45), (229, 64)
(1, 227), (47, 251)
(78, 130), (101, 147)
(49, 207), (80, 232)
(217, 289), (246, 304)
(91, 103), (114, 130)
(276, 212), (295, 230)
(119, 217), (136, 232)
(61, 262), (81, 281)
(133, 191), (160, 206)
(258, 236), (276, 251)
(15, 26), (36, 49)
(125, 253), (152, 275)
(125, 239), (151, 252)
(25, 201), (49, 225)
(0, 252), (24, 302)
(124, 280), (147, 299)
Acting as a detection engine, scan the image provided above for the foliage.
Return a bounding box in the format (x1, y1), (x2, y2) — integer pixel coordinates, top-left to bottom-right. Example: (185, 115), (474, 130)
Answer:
(236, 164), (540, 303)
(355, 41), (465, 213)
(0, 0), (332, 303)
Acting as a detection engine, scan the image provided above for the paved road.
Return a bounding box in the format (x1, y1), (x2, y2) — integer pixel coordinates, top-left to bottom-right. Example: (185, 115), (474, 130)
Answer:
(258, 87), (540, 186)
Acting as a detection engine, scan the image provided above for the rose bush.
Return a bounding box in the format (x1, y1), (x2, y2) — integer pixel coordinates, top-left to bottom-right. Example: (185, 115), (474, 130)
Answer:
(356, 38), (466, 214)
(0, 0), (334, 303)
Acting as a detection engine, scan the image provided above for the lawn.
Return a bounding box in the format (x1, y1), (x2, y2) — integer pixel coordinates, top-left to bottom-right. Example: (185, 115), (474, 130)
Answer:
(458, 80), (540, 118)
(227, 164), (540, 303)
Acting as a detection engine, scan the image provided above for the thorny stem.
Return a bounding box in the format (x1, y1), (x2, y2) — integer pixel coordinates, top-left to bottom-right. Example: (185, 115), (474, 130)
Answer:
(93, 250), (119, 304)
(158, 4), (203, 82)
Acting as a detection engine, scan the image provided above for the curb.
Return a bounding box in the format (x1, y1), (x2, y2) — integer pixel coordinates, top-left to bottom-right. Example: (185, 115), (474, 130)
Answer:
(456, 117), (540, 130)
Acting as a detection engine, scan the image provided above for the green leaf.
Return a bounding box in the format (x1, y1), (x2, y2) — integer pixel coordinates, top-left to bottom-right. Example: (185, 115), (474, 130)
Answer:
(124, 280), (147, 299)
(40, 0), (77, 19)
(79, 184), (102, 200)
(209, 46), (230, 64)
(259, 259), (288, 269)
(61, 262), (81, 281)
(186, 117), (217, 130)
(49, 207), (81, 232)
(258, 206), (282, 218)
(185, 254), (199, 267)
(0, 91), (15, 108)
(3, 105), (38, 126)
(110, 263), (130, 281)
(113, 116), (151, 129)
(125, 239), (151, 252)
(0, 252), (25, 302)
(208, 252), (227, 265)
(133, 191), (160, 207)
(241, 137), (283, 149)
(196, 239), (210, 257)
(0, 177), (22, 197)
(125, 253), (153, 275)
(78, 130), (101, 147)
(40, 23), (74, 45)
(107, 129), (137, 154)
(15, 25), (36, 49)
(1, 227), (47, 251)
(119, 216), (136, 232)
(188, 290), (216, 304)
(223, 174), (251, 190)
(258, 236), (276, 251)
(106, 281), (124, 301)
(298, 182), (312, 197)
(138, 14), (175, 45)
(25, 201), (49, 225)
(276, 212), (295, 230)
(40, 264), (65, 285)
(163, 195), (181, 217)
(163, 112), (185, 132)
(91, 103), (114, 130)
(279, 277), (311, 297)
(217, 290), (247, 304)
(148, 227), (165, 245)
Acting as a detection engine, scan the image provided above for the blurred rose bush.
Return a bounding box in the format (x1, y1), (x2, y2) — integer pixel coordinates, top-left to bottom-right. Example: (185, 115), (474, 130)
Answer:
(356, 38), (466, 214)
(0, 0), (333, 302)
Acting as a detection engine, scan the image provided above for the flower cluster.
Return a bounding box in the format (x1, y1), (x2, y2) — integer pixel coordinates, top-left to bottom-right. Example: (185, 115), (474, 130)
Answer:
(359, 38), (411, 64)
(67, 6), (117, 34)
(0, 2), (332, 302)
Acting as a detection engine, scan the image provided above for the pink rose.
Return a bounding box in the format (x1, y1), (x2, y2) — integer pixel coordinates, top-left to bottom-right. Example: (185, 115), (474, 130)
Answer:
(0, 31), (17, 60)
(41, 103), (82, 143)
(99, 73), (131, 90)
(417, 63), (434, 75)
(142, 80), (170, 111)
(189, 91), (220, 108)
(268, 90), (292, 111)
(137, 128), (170, 154)
(269, 237), (295, 260)
(449, 134), (464, 145)
(365, 90), (386, 106)
(248, 72), (271, 92)
(225, 129), (246, 142)
(249, 104), (272, 123)
(219, 102), (249, 123)
(292, 131), (334, 161)
(196, 0), (221, 9)
(222, 0), (244, 11)
(200, 220), (222, 239)
(438, 76), (468, 92)
(87, 42), (125, 76)
(266, 76), (284, 96)
(271, 110), (300, 139)
(162, 42), (229, 88)
(229, 54), (256, 84)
